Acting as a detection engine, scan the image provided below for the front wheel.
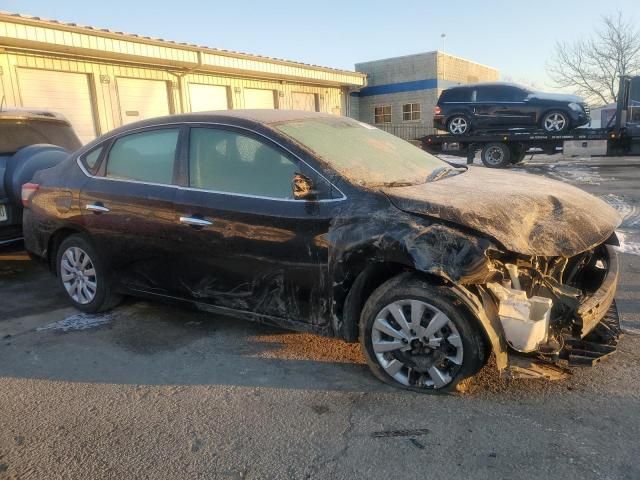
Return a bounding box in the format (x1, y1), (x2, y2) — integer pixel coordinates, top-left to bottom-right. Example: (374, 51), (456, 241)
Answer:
(541, 111), (569, 133)
(359, 274), (488, 392)
(56, 234), (121, 313)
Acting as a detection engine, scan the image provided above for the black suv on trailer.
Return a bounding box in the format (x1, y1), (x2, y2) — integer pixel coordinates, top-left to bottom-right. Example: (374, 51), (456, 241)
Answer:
(434, 83), (590, 135)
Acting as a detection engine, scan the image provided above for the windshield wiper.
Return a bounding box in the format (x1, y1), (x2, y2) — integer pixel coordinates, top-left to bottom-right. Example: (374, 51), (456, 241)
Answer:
(426, 166), (466, 183)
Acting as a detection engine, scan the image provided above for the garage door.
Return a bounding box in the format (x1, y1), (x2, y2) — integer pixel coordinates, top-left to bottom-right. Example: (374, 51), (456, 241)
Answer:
(116, 78), (170, 126)
(189, 84), (229, 112)
(244, 88), (275, 109)
(17, 68), (97, 144)
(292, 92), (317, 111)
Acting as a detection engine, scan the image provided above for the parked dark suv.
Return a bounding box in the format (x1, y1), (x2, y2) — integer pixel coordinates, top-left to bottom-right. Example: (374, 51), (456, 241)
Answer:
(434, 83), (590, 135)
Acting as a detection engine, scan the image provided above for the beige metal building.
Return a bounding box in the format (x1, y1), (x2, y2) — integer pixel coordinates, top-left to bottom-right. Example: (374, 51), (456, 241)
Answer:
(0, 12), (366, 144)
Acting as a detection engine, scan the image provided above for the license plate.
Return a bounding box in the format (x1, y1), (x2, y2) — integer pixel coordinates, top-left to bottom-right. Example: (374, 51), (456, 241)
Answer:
(0, 204), (7, 222)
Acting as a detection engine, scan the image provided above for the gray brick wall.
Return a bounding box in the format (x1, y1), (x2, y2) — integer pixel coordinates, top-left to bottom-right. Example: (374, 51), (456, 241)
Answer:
(355, 52), (437, 86)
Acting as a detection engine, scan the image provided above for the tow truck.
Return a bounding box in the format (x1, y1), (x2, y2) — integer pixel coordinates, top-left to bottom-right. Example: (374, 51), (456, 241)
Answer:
(422, 76), (640, 168)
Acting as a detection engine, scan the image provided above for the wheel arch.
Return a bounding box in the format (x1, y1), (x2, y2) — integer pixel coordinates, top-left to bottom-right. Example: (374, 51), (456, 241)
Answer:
(539, 107), (571, 126)
(46, 225), (90, 274)
(332, 223), (498, 344)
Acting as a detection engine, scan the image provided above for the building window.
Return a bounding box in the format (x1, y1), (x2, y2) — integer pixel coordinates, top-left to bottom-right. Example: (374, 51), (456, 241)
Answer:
(374, 106), (392, 124)
(402, 103), (421, 121)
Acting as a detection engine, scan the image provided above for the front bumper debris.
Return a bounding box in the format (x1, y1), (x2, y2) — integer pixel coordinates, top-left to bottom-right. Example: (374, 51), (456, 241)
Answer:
(560, 301), (622, 366)
(505, 301), (622, 379)
(574, 245), (619, 338)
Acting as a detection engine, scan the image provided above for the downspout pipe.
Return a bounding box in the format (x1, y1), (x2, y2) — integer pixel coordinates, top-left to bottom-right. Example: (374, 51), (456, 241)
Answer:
(166, 50), (203, 113)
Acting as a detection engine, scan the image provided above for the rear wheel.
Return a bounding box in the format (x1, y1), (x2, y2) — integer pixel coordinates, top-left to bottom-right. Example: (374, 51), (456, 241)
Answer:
(359, 274), (487, 392)
(56, 234), (121, 313)
(541, 110), (569, 133)
(447, 115), (471, 135)
(481, 142), (511, 168)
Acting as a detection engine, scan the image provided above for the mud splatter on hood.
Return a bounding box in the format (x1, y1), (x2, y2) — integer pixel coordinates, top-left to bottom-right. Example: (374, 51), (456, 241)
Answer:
(383, 167), (621, 257)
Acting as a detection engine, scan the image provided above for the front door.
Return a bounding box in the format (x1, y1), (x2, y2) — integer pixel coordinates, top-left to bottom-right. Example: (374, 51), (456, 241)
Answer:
(79, 127), (183, 296)
(172, 126), (336, 326)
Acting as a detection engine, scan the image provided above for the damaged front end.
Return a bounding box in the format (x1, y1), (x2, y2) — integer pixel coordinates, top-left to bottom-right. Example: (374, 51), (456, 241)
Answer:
(475, 242), (622, 379)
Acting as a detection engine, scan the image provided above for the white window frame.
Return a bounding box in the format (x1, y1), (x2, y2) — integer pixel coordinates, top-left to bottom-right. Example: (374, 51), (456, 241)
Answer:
(374, 105), (392, 124)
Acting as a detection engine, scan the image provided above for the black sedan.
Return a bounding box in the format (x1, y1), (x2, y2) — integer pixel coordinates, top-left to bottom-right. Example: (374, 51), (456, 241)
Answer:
(433, 83), (591, 135)
(22, 111), (621, 392)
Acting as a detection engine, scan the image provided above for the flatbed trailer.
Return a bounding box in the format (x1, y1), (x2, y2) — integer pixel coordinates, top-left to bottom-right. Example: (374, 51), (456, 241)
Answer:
(421, 76), (640, 168)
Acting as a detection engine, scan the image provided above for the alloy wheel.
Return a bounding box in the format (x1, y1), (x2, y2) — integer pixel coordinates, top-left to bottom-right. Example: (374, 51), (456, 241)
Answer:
(449, 117), (468, 134)
(60, 246), (98, 305)
(371, 299), (464, 389)
(543, 113), (567, 132)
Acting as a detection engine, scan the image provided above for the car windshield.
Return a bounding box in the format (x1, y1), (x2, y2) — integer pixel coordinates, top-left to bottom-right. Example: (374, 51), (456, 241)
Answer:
(274, 116), (451, 187)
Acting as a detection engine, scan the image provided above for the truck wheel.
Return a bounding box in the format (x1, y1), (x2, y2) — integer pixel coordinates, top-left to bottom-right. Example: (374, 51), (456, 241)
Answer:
(542, 111), (569, 133)
(447, 115), (471, 135)
(359, 273), (488, 393)
(56, 234), (122, 313)
(481, 142), (511, 168)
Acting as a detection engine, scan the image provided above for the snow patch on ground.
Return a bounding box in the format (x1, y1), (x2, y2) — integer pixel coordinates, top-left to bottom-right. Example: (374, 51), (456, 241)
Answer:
(616, 230), (640, 256)
(37, 312), (116, 333)
(600, 194), (640, 229)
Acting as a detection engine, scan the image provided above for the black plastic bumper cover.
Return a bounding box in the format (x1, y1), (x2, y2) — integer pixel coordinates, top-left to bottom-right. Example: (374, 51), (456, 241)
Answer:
(561, 301), (622, 367)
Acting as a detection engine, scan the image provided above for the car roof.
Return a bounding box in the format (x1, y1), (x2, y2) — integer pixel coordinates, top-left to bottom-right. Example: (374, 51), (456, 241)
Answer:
(0, 108), (72, 124)
(444, 82), (526, 90)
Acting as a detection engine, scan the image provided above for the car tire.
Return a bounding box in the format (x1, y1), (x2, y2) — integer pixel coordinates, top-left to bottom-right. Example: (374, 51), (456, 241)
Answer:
(481, 142), (511, 168)
(447, 115), (471, 135)
(56, 234), (121, 313)
(359, 273), (488, 393)
(541, 110), (570, 133)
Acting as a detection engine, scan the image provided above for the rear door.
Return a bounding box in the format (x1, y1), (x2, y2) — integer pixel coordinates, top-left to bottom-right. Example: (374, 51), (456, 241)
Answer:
(475, 86), (533, 128)
(172, 125), (336, 325)
(79, 126), (184, 296)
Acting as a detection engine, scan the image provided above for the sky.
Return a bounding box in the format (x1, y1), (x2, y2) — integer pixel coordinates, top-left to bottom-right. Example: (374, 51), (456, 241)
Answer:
(2, 0), (638, 92)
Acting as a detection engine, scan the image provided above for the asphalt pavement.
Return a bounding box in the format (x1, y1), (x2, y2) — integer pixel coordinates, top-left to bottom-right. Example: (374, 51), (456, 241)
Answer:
(0, 155), (638, 480)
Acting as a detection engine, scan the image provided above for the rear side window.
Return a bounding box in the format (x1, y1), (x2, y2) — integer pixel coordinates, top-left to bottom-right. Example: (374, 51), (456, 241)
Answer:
(105, 129), (180, 185)
(189, 128), (297, 199)
(81, 146), (104, 175)
(477, 86), (527, 102)
(439, 88), (472, 103)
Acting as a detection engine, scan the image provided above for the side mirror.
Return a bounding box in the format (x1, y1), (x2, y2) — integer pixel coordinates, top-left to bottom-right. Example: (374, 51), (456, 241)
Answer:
(292, 173), (319, 200)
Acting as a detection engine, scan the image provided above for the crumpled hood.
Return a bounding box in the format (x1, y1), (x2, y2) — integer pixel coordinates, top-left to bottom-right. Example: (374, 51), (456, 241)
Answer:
(383, 167), (621, 257)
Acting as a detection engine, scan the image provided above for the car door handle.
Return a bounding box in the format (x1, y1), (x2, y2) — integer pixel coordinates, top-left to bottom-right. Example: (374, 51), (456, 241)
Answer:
(179, 216), (213, 227)
(85, 203), (110, 214)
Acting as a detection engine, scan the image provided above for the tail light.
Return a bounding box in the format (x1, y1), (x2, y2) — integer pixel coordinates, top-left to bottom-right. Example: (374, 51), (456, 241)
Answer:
(21, 183), (40, 208)
(434, 106), (442, 115)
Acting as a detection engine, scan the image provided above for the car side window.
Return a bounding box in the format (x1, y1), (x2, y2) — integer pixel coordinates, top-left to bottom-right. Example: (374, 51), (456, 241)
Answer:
(189, 128), (298, 199)
(441, 88), (472, 103)
(81, 146), (104, 175)
(105, 129), (180, 185)
(477, 86), (526, 102)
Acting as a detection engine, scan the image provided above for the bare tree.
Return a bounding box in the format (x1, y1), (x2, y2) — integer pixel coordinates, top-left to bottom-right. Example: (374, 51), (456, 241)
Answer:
(547, 12), (640, 105)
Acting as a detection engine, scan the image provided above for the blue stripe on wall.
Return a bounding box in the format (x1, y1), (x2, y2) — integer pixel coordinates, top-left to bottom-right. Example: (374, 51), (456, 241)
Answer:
(356, 78), (438, 97)
(351, 79), (463, 97)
